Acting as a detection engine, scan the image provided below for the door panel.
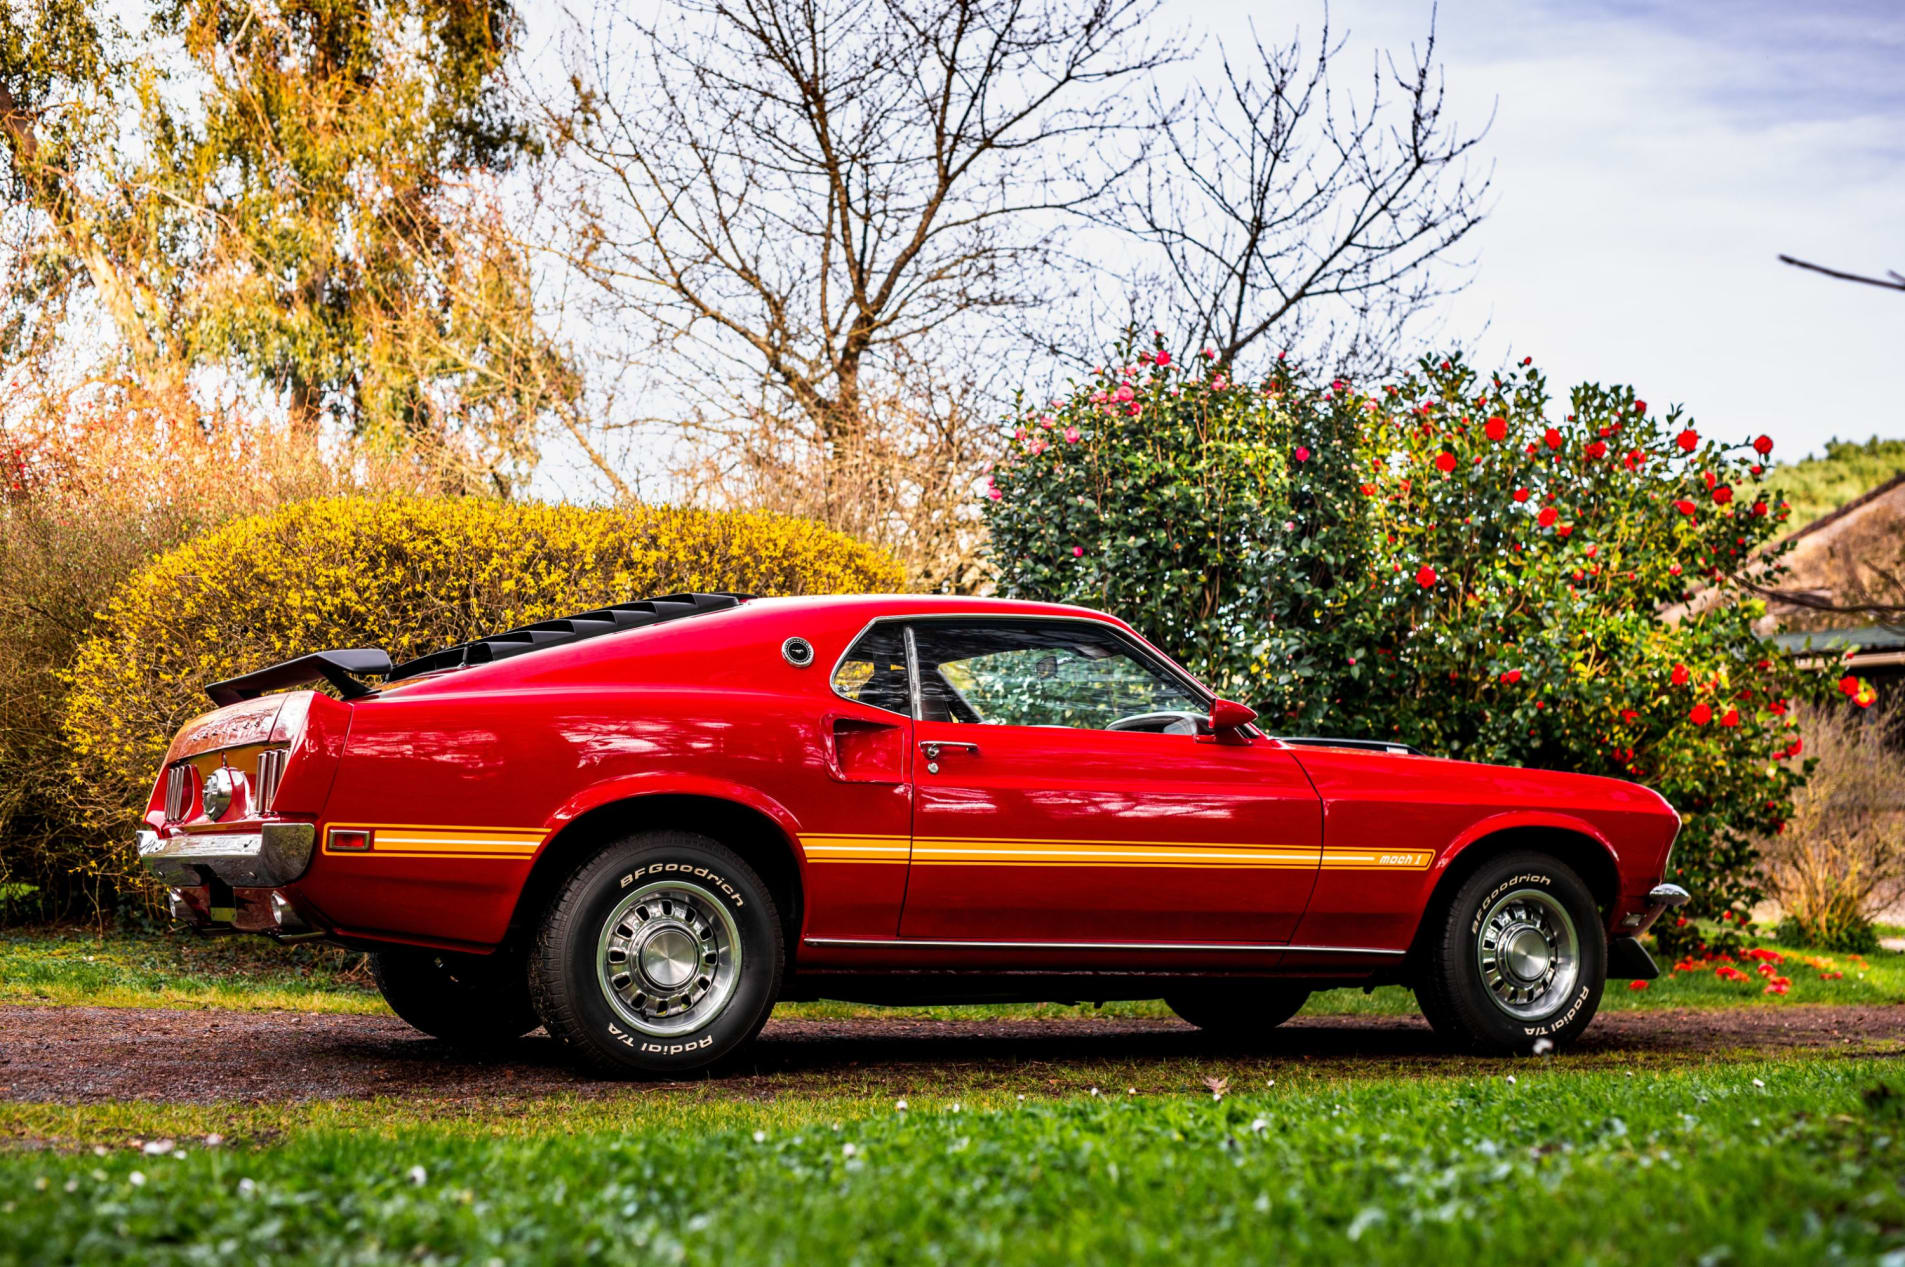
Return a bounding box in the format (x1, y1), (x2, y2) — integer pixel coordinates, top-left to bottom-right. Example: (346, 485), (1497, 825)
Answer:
(901, 722), (1323, 945)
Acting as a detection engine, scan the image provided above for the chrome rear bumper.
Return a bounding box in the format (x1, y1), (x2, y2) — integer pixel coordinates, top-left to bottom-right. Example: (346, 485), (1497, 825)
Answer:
(136, 823), (317, 888)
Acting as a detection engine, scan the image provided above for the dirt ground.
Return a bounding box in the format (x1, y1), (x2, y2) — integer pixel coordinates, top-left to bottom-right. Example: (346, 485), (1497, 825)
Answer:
(2, 1003), (1902, 1104)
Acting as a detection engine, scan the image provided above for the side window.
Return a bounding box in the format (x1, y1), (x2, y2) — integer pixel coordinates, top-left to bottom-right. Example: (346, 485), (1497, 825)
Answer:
(831, 624), (912, 717)
(910, 620), (1206, 733)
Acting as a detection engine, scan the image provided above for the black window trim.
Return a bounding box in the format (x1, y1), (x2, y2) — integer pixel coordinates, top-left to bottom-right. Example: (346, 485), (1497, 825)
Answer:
(829, 612), (1218, 726)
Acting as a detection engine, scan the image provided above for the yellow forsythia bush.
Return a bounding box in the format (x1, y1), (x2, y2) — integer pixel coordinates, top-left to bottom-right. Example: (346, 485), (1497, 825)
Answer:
(62, 497), (903, 886)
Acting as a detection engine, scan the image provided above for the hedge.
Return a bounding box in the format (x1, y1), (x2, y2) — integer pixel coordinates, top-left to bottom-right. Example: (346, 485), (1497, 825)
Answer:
(60, 497), (903, 895)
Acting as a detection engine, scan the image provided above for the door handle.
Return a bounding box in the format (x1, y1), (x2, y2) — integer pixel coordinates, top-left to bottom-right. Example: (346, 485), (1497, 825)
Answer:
(919, 740), (980, 759)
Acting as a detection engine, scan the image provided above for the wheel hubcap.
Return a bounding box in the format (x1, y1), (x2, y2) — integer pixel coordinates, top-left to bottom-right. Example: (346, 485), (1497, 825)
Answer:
(1476, 888), (1580, 1021)
(597, 881), (742, 1037)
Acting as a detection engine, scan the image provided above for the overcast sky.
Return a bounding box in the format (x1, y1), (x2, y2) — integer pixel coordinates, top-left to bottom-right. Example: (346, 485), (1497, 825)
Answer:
(1186, 0), (1904, 461)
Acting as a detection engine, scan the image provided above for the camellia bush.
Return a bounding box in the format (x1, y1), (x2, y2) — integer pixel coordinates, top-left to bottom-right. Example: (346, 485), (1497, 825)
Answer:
(987, 335), (1871, 952)
(62, 497), (904, 898)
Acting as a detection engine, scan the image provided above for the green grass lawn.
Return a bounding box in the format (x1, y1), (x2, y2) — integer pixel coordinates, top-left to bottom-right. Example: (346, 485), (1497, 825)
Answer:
(5, 924), (1900, 1021)
(3, 1057), (1902, 1264)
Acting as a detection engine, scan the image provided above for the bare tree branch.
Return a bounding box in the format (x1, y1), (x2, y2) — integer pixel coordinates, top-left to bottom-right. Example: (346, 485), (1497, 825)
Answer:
(1109, 5), (1492, 376)
(1779, 254), (1905, 292)
(533, 0), (1176, 577)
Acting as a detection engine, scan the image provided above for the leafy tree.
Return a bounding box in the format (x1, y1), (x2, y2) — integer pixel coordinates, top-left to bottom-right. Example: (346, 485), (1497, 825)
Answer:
(986, 336), (1866, 950)
(0, 0), (569, 491)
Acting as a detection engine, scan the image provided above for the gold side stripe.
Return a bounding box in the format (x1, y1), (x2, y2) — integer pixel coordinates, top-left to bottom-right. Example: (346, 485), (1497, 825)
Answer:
(322, 823), (547, 858)
(802, 834), (1434, 870)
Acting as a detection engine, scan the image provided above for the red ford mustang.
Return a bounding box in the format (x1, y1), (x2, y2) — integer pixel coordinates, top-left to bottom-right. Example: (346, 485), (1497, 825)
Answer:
(140, 593), (1687, 1073)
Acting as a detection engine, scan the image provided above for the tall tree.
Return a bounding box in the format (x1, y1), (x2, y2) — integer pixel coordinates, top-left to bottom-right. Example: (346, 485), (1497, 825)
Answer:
(545, 0), (1174, 584)
(0, 0), (572, 491)
(1117, 12), (1491, 375)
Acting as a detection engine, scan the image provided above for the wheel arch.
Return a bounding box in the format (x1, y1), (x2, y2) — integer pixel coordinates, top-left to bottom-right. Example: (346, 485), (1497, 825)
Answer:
(509, 786), (807, 962)
(1405, 818), (1622, 966)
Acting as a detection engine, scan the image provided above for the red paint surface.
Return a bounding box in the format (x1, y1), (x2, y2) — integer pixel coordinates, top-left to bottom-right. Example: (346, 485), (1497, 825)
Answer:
(147, 595), (1682, 978)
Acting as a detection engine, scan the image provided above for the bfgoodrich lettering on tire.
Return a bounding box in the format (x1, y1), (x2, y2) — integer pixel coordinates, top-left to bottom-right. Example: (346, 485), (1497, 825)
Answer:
(1414, 850), (1606, 1054)
(530, 831), (783, 1076)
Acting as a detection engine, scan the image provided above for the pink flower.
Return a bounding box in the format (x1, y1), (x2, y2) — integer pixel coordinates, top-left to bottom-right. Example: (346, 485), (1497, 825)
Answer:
(986, 487), (1003, 501)
(1072, 546), (1085, 557)
(1062, 426), (1081, 444)
(1028, 438), (1047, 456)
(1294, 446), (1311, 462)
(1201, 347), (1216, 360)
(1113, 384), (1135, 403)
(1154, 350), (1171, 367)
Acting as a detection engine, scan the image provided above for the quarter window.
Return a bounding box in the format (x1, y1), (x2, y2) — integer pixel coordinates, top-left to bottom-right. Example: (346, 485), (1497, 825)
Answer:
(831, 623), (912, 717)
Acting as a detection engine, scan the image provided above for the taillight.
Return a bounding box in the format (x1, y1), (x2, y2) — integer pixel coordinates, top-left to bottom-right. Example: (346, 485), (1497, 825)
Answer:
(255, 748), (289, 815)
(163, 765), (190, 822)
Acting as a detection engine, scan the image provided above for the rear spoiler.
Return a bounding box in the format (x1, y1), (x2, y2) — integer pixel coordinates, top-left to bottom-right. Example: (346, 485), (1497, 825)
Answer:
(205, 649), (392, 706)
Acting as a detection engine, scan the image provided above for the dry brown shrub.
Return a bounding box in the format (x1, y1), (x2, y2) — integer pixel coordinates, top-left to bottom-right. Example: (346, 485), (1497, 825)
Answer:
(1758, 702), (1905, 949)
(0, 393), (438, 921)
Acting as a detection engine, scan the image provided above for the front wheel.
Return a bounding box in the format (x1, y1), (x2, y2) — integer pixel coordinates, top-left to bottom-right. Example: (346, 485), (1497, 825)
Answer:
(530, 831), (784, 1077)
(1166, 984), (1311, 1041)
(1414, 851), (1606, 1054)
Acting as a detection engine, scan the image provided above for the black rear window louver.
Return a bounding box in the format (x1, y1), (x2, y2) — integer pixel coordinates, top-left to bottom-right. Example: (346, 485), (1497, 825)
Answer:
(385, 592), (749, 684)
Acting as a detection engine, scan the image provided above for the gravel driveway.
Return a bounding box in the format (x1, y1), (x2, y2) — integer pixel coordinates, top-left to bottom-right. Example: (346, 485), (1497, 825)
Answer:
(3, 1003), (1901, 1105)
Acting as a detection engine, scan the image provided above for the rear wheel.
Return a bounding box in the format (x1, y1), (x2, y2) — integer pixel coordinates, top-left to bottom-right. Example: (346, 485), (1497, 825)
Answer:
(1415, 850), (1606, 1054)
(370, 947), (539, 1047)
(530, 831), (784, 1077)
(1165, 984), (1311, 1040)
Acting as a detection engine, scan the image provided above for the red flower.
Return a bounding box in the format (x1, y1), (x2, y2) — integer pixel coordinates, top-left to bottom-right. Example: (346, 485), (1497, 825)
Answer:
(1434, 451), (1457, 472)
(1072, 545), (1085, 557)
(1753, 434), (1773, 455)
(1359, 482), (1377, 496)
(1675, 428), (1699, 452)
(1484, 416), (1508, 442)
(1499, 669), (1522, 684)
(1752, 499), (1768, 517)
(1293, 445), (1311, 462)
(1620, 708), (1640, 723)
(1712, 485), (1733, 504)
(1838, 675), (1861, 697)
(1584, 439), (1607, 460)
(1690, 703), (1713, 725)
(1628, 979), (1650, 992)
(1415, 565), (1438, 588)
(1537, 506), (1559, 527)
(1154, 350), (1171, 367)
(1673, 499), (1697, 515)
(1543, 428), (1563, 450)
(1513, 487), (1531, 503)
(1634, 400), (1647, 414)
(1556, 524), (1573, 538)
(1720, 707), (1740, 727)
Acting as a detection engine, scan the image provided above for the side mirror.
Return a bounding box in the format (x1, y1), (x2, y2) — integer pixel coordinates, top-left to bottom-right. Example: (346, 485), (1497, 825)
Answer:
(1209, 697), (1257, 745)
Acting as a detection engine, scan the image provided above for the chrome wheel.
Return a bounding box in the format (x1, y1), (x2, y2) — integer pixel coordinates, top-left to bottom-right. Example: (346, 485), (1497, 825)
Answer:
(1475, 887), (1580, 1021)
(596, 880), (742, 1037)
